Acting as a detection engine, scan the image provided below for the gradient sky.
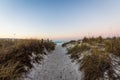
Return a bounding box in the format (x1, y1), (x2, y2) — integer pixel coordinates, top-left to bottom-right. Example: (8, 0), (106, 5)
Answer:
(0, 0), (120, 40)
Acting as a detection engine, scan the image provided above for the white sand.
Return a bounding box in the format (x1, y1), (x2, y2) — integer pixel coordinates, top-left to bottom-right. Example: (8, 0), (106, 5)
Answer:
(23, 44), (82, 80)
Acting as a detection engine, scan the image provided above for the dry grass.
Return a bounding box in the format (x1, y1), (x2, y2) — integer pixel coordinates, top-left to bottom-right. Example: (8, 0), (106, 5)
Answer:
(0, 39), (55, 80)
(80, 48), (112, 80)
(82, 36), (103, 45)
(105, 37), (120, 56)
(67, 44), (90, 60)
(65, 36), (120, 80)
(62, 40), (76, 47)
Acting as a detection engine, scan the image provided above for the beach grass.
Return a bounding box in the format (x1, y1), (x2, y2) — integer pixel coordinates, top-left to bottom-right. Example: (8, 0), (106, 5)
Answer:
(0, 39), (55, 80)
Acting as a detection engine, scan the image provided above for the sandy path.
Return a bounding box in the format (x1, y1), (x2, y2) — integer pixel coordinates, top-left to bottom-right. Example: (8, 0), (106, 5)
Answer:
(24, 44), (81, 80)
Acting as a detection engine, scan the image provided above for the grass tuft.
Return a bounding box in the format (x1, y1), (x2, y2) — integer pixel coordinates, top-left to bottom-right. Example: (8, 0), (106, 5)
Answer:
(0, 39), (55, 80)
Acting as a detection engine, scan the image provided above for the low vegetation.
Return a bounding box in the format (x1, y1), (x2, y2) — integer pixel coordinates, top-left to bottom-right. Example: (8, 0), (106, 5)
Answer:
(0, 39), (55, 80)
(67, 44), (90, 60)
(63, 36), (120, 80)
(62, 40), (76, 47)
(105, 37), (120, 56)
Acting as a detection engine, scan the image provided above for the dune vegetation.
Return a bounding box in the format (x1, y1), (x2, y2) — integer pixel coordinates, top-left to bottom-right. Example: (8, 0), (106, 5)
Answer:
(62, 36), (120, 80)
(0, 39), (55, 80)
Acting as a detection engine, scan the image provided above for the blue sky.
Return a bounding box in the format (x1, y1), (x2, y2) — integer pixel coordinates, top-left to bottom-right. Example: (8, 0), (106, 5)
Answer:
(0, 0), (120, 40)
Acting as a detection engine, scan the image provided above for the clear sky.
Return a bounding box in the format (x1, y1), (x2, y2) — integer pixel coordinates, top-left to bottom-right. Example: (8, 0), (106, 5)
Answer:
(0, 0), (120, 40)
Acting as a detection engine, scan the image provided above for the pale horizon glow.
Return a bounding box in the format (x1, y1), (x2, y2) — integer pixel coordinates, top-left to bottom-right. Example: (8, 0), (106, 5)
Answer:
(0, 0), (120, 40)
